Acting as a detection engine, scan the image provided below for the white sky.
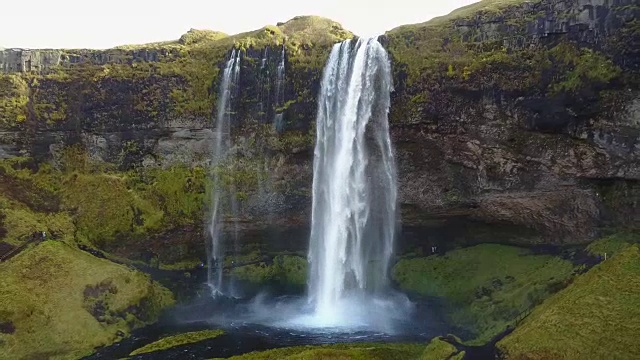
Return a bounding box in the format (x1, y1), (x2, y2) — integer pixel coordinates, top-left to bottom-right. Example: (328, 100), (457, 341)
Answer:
(1, 0), (478, 49)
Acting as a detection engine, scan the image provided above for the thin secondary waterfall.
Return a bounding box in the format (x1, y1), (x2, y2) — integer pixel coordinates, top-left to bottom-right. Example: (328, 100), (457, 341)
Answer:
(207, 49), (242, 296)
(274, 45), (286, 132)
(307, 38), (398, 323)
(259, 47), (269, 119)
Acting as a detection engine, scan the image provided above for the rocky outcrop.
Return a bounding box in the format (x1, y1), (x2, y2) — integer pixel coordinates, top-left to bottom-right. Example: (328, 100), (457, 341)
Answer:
(0, 47), (181, 74)
(385, 0), (640, 244)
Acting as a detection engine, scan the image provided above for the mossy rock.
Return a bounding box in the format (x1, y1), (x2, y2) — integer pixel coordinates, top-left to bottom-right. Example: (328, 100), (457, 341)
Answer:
(392, 244), (575, 344)
(129, 329), (224, 356)
(232, 255), (307, 290)
(0, 241), (175, 360)
(497, 244), (640, 359)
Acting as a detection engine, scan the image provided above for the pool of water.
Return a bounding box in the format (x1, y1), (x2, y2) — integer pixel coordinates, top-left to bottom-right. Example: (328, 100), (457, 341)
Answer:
(86, 288), (451, 359)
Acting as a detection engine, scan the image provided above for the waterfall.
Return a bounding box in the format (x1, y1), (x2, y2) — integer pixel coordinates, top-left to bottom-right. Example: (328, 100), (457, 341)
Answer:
(307, 38), (398, 324)
(274, 45), (286, 132)
(207, 49), (242, 296)
(259, 47), (269, 119)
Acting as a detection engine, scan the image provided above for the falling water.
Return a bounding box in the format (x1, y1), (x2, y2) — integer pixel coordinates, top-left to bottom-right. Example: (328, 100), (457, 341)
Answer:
(274, 45), (286, 132)
(207, 49), (242, 296)
(259, 47), (269, 119)
(307, 38), (398, 325)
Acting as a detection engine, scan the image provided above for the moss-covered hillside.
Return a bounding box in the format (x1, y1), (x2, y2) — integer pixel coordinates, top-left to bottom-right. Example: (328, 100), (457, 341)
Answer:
(497, 244), (640, 359)
(393, 244), (576, 344)
(0, 241), (174, 360)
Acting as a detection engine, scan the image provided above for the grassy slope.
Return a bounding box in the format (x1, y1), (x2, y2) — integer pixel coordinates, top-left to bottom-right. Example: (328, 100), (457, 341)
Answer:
(421, 337), (464, 359)
(497, 244), (640, 359)
(0, 241), (174, 360)
(222, 343), (425, 360)
(586, 231), (640, 258)
(220, 338), (466, 360)
(393, 244), (575, 344)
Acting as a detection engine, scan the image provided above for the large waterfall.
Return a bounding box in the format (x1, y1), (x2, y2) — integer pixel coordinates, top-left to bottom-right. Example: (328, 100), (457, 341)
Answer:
(307, 38), (399, 324)
(207, 49), (242, 296)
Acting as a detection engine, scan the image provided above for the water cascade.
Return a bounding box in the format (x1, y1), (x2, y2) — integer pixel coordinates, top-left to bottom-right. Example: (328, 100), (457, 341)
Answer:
(306, 38), (399, 325)
(274, 45), (286, 132)
(207, 49), (242, 296)
(259, 47), (269, 119)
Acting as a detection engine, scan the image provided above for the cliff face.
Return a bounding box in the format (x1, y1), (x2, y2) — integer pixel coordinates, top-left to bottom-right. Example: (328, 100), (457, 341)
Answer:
(386, 0), (640, 244)
(0, 2), (638, 258)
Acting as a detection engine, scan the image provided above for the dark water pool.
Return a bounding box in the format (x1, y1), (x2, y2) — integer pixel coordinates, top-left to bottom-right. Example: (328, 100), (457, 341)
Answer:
(85, 289), (451, 359)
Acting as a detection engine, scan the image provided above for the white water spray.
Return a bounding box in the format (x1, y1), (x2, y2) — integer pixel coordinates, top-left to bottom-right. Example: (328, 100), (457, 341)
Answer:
(306, 38), (399, 325)
(207, 49), (242, 296)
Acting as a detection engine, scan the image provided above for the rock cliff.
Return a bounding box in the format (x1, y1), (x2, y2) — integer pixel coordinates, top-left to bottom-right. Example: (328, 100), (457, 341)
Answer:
(0, 1), (638, 263)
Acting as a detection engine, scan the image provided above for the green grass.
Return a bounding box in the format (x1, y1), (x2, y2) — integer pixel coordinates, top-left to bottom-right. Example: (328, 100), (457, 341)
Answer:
(421, 337), (462, 360)
(0, 241), (174, 360)
(425, 0), (530, 26)
(222, 343), (425, 360)
(231, 255), (308, 288)
(587, 231), (639, 258)
(130, 329), (224, 356)
(393, 244), (575, 344)
(497, 245), (640, 359)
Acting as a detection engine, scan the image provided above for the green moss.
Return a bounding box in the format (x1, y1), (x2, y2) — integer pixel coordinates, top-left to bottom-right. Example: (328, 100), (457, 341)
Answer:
(179, 29), (229, 46)
(0, 74), (29, 126)
(421, 337), (459, 360)
(0, 241), (174, 360)
(267, 128), (315, 153)
(1, 208), (74, 245)
(0, 154), (206, 253)
(548, 44), (622, 94)
(424, 0), (530, 26)
(62, 173), (163, 246)
(132, 165), (207, 227)
(129, 329), (224, 356)
(224, 342), (425, 360)
(497, 245), (640, 359)
(232, 255), (307, 288)
(392, 244), (575, 344)
(587, 231), (640, 258)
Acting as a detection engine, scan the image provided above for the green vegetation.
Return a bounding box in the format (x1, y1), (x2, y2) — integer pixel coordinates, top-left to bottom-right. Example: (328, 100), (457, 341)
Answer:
(63, 172), (164, 246)
(223, 343), (425, 360)
(179, 29), (229, 45)
(232, 255), (307, 288)
(130, 329), (224, 356)
(0, 241), (174, 360)
(425, 0), (530, 26)
(0, 74), (28, 125)
(421, 337), (463, 360)
(587, 231), (640, 258)
(497, 245), (640, 359)
(548, 44), (621, 94)
(393, 244), (575, 344)
(0, 15), (352, 125)
(0, 154), (207, 264)
(384, 0), (627, 126)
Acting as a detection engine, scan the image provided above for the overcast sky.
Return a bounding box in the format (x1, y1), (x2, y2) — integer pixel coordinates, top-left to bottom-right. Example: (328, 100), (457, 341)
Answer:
(1, 0), (478, 49)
